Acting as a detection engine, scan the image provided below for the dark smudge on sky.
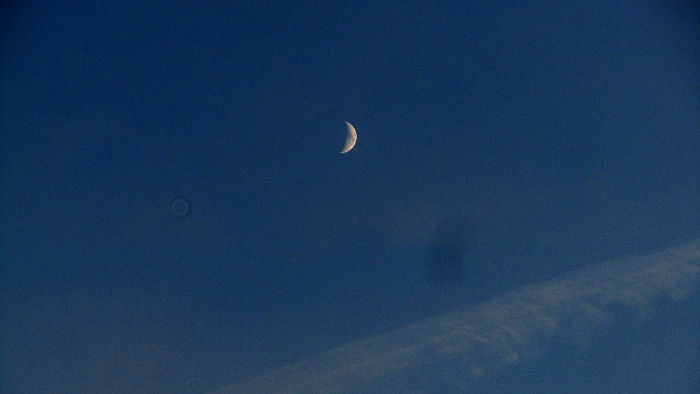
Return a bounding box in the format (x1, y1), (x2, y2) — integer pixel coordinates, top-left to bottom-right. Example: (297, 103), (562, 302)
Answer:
(425, 214), (478, 287)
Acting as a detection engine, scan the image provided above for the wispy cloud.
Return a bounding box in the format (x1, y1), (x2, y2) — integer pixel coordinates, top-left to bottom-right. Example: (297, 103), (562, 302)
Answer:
(215, 238), (700, 393)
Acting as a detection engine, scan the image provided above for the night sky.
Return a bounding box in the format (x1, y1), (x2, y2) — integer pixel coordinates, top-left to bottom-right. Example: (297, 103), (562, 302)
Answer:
(1, 1), (698, 392)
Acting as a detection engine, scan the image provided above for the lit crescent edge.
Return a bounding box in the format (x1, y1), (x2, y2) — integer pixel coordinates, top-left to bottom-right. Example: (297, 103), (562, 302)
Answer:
(340, 121), (357, 154)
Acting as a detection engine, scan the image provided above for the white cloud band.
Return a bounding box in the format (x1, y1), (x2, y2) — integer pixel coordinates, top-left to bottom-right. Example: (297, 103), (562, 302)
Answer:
(216, 238), (700, 393)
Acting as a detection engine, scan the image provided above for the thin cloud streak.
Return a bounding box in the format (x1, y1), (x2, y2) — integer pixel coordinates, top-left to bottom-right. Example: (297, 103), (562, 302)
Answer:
(215, 238), (700, 393)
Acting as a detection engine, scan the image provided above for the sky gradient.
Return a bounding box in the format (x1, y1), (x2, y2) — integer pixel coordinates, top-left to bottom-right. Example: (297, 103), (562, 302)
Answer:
(1, 1), (698, 392)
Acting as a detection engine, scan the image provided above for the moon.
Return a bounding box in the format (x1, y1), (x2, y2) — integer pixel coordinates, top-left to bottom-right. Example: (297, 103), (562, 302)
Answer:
(340, 121), (357, 154)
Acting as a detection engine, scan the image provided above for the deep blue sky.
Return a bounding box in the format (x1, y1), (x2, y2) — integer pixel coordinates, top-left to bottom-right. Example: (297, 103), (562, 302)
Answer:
(2, 1), (698, 392)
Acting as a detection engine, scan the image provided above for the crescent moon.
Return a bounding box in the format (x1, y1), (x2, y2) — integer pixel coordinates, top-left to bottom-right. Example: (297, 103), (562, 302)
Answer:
(340, 121), (357, 154)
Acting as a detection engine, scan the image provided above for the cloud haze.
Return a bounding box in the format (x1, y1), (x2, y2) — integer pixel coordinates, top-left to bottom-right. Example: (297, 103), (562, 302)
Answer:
(215, 238), (699, 393)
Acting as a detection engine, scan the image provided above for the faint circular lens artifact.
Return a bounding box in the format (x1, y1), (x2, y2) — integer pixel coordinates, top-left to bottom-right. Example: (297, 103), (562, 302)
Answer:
(170, 197), (190, 217)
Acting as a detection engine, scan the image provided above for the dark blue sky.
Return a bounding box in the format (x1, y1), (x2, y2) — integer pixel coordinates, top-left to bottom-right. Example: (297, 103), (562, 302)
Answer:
(2, 1), (698, 392)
